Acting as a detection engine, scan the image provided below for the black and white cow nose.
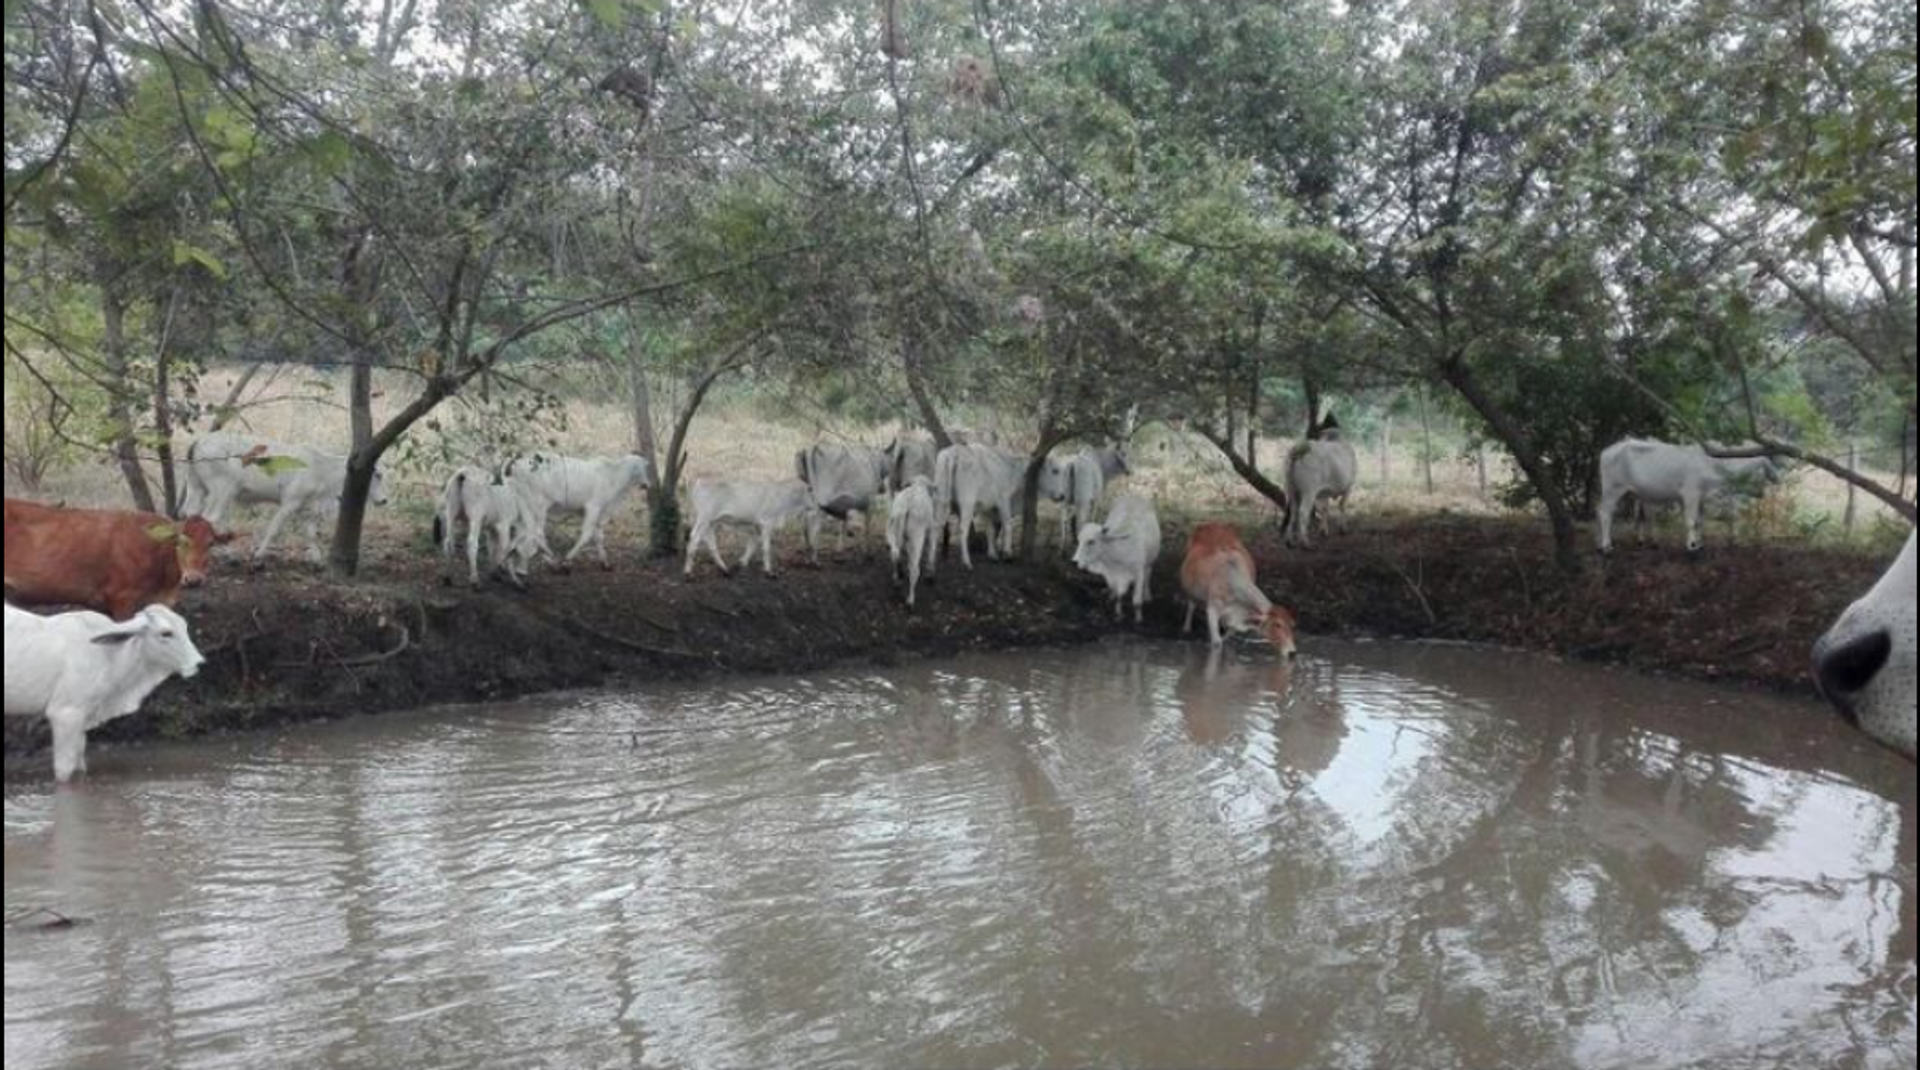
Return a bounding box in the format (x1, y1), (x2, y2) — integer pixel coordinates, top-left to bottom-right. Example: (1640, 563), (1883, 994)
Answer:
(1814, 630), (1893, 725)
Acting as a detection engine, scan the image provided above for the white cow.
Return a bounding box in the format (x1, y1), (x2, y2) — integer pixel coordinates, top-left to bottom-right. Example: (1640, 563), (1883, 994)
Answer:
(4, 603), (204, 782)
(506, 453), (653, 569)
(1050, 446), (1131, 552)
(1284, 437), (1358, 548)
(1073, 494), (1162, 623)
(796, 444), (890, 550)
(684, 479), (821, 578)
(182, 431), (388, 562)
(934, 445), (1055, 570)
(1596, 439), (1779, 553)
(1814, 531), (1916, 760)
(886, 477), (938, 608)
(884, 436), (939, 494)
(434, 467), (538, 588)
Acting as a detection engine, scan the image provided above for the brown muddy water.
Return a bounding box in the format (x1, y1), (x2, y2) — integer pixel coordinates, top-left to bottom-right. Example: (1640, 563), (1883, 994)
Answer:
(4, 640), (1915, 1070)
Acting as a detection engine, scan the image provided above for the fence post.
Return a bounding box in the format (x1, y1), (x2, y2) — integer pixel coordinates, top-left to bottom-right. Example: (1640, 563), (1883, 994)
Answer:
(1379, 414), (1393, 486)
(1477, 448), (1489, 500)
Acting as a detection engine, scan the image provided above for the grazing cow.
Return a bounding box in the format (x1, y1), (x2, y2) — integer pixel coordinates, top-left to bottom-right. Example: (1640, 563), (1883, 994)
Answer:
(796, 443), (891, 551)
(4, 603), (204, 782)
(1179, 522), (1299, 655)
(884, 435), (939, 494)
(4, 498), (231, 621)
(684, 479), (820, 578)
(1284, 436), (1358, 548)
(182, 432), (387, 562)
(1596, 439), (1779, 554)
(506, 453), (653, 569)
(1813, 531), (1916, 760)
(1073, 494), (1162, 623)
(934, 445), (1055, 569)
(886, 477), (938, 608)
(434, 467), (538, 588)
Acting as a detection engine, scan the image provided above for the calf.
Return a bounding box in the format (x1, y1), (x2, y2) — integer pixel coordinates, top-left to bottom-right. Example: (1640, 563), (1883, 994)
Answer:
(886, 477), (938, 608)
(1284, 438), (1358, 548)
(506, 453), (653, 569)
(1179, 522), (1298, 655)
(796, 443), (890, 551)
(5, 603), (204, 782)
(434, 467), (537, 588)
(1813, 531), (1916, 760)
(5, 498), (230, 621)
(182, 432), (387, 562)
(1073, 494), (1162, 623)
(684, 479), (820, 578)
(1597, 438), (1779, 553)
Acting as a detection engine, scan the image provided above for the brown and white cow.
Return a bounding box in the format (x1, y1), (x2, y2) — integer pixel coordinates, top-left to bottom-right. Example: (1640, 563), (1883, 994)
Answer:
(4, 499), (232, 622)
(1179, 522), (1298, 656)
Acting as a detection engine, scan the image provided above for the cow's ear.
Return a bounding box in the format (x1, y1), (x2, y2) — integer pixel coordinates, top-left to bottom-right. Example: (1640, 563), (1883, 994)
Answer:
(91, 627), (146, 646)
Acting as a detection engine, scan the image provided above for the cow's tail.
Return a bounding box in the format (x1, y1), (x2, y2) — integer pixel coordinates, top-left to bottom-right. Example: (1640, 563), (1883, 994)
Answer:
(434, 471), (467, 550)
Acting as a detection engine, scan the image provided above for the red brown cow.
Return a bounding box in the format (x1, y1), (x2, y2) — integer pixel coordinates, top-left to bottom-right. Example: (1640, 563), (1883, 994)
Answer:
(3, 498), (232, 621)
(1179, 522), (1299, 655)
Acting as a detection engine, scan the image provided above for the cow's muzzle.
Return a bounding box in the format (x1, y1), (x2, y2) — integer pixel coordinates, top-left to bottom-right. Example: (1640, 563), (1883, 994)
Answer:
(1813, 629), (1892, 728)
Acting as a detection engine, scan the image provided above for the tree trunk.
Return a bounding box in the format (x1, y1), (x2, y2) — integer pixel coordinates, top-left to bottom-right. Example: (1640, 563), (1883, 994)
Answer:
(153, 341), (179, 517)
(1378, 413), (1393, 486)
(1198, 427), (1290, 512)
(900, 336), (952, 450)
(650, 357), (742, 556)
(99, 278), (157, 513)
(1418, 383), (1435, 496)
(329, 351), (378, 576)
(626, 319), (660, 473)
(1442, 358), (1582, 573)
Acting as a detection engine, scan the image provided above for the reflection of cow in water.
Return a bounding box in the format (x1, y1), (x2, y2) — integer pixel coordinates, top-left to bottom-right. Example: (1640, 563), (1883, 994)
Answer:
(1176, 647), (1347, 788)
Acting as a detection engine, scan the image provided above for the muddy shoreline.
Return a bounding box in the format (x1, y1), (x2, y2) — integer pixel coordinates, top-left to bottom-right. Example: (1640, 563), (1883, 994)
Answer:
(4, 516), (1884, 763)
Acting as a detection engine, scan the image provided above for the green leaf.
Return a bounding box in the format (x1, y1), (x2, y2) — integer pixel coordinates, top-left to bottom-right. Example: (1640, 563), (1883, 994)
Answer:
(145, 522), (185, 547)
(582, 0), (627, 28)
(248, 453), (309, 477)
(305, 131), (353, 177)
(172, 241), (229, 279)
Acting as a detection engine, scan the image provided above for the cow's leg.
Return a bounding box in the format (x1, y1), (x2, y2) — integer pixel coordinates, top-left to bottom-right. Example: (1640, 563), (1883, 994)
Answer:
(1134, 568), (1150, 624)
(47, 709), (88, 783)
(1206, 604), (1226, 647)
(1596, 486), (1626, 554)
(1683, 490), (1705, 553)
(1184, 599), (1197, 635)
(954, 496), (978, 570)
(759, 523), (778, 577)
(563, 502), (602, 566)
(905, 534), (924, 608)
(685, 519), (719, 577)
(465, 514), (489, 587)
(252, 499), (301, 562)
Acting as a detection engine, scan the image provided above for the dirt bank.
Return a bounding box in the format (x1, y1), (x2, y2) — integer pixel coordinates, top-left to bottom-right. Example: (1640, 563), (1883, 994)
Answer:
(1230, 515), (1887, 693)
(4, 544), (1113, 760)
(5, 516), (1885, 762)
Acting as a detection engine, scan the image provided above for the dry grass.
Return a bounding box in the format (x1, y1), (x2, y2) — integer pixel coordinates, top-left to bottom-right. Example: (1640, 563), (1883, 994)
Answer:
(6, 366), (1910, 557)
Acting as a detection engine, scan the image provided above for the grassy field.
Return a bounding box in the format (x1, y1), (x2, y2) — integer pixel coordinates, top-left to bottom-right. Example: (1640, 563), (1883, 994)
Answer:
(6, 366), (1912, 560)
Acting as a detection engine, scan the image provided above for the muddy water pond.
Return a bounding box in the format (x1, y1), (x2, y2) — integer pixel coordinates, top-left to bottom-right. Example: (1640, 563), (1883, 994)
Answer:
(5, 639), (1915, 1070)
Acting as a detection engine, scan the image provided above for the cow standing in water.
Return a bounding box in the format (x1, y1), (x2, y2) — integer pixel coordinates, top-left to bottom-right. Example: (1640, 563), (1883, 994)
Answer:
(1814, 531), (1916, 760)
(1179, 523), (1299, 656)
(4, 499), (231, 621)
(5, 603), (205, 782)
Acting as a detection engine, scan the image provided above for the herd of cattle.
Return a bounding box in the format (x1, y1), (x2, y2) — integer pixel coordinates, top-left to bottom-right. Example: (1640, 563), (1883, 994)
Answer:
(3, 424), (1915, 781)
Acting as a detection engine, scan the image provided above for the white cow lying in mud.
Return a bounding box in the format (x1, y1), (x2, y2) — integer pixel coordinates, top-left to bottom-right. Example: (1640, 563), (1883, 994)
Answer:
(1814, 531), (1916, 760)
(1596, 439), (1779, 554)
(4, 603), (205, 782)
(1073, 494), (1162, 623)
